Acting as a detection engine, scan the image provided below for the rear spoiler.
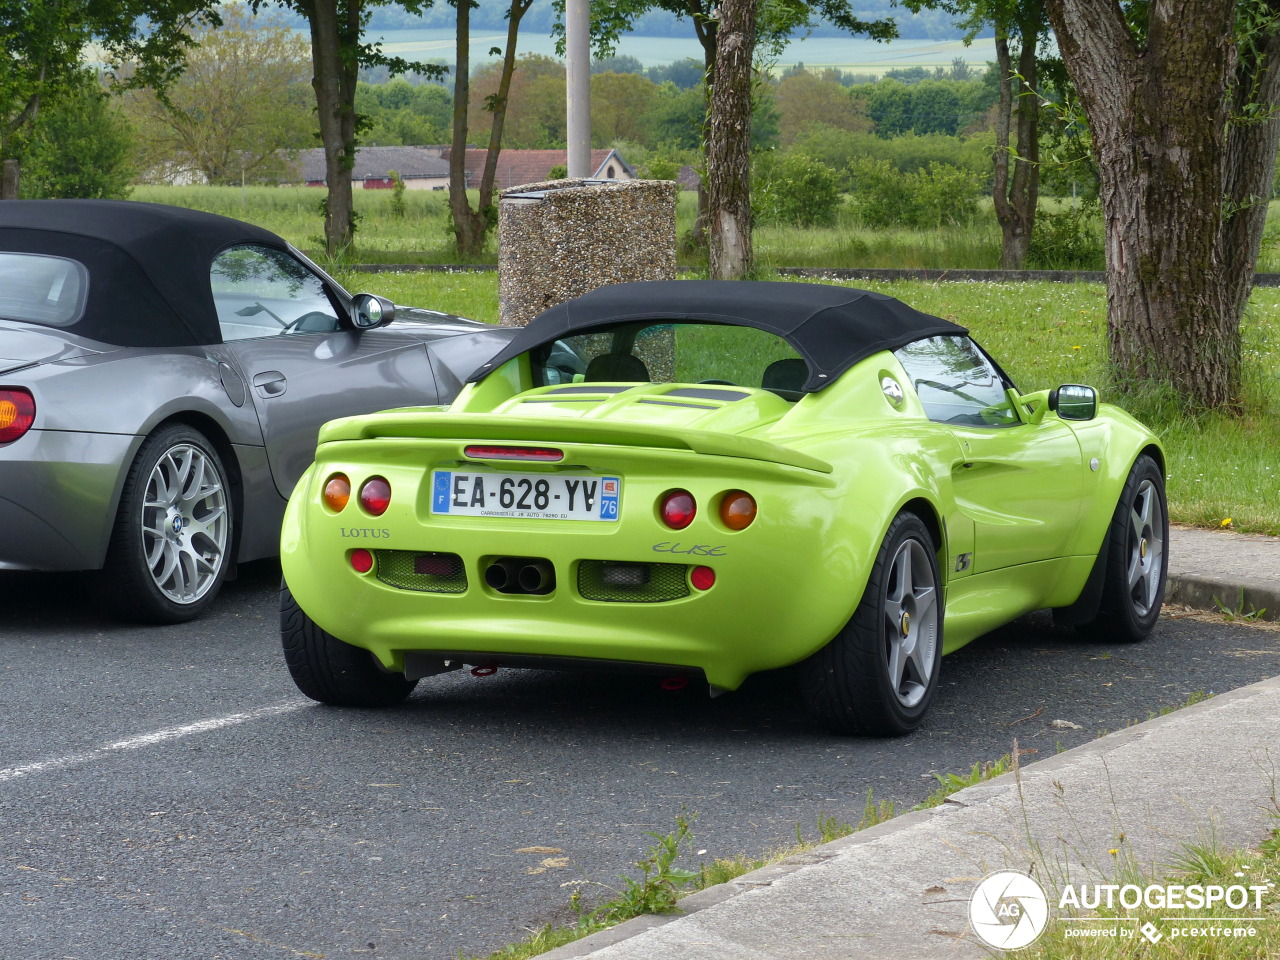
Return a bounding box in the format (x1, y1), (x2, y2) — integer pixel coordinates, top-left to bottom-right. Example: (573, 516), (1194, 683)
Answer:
(319, 413), (833, 475)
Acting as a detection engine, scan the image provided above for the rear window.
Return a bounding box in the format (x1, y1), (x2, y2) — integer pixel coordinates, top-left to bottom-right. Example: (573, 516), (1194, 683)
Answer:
(534, 321), (808, 397)
(0, 253), (88, 327)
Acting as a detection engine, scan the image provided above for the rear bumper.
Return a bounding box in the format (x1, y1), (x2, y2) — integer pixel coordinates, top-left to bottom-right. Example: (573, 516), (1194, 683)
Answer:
(0, 429), (139, 571)
(281, 448), (862, 691)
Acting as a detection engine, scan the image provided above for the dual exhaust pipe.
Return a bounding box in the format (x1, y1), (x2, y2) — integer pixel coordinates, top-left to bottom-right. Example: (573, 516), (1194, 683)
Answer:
(485, 557), (555, 595)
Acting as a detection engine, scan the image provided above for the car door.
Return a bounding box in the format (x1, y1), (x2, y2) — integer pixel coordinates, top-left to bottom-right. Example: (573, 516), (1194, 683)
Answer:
(214, 244), (439, 498)
(896, 335), (1089, 575)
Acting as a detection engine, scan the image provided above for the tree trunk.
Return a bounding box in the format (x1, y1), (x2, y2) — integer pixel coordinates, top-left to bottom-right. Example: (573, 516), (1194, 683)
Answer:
(1, 159), (19, 199)
(448, 0), (486, 257)
(307, 0), (359, 256)
(1045, 0), (1254, 410)
(449, 0), (530, 259)
(991, 7), (1042, 270)
(690, 5), (717, 248)
(1222, 23), (1280, 335)
(706, 0), (755, 280)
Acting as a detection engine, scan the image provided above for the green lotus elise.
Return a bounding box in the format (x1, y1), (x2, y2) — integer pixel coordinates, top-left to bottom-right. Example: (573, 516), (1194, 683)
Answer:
(279, 280), (1167, 735)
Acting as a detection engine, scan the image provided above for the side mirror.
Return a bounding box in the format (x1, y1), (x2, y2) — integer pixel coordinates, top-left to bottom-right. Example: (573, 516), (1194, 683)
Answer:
(1049, 384), (1097, 421)
(351, 293), (396, 329)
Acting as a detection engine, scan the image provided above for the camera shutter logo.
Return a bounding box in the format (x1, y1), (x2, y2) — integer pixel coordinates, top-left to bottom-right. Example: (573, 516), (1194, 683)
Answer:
(969, 870), (1050, 950)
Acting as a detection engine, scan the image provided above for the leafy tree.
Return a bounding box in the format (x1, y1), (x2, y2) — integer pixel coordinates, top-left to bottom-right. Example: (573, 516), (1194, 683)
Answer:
(19, 71), (134, 199)
(773, 69), (873, 145)
(1044, 0), (1280, 410)
(591, 71), (662, 145)
(468, 54), (565, 149)
(357, 79), (451, 144)
(646, 58), (705, 89)
(0, 0), (220, 197)
(592, 54), (645, 74)
(122, 4), (314, 185)
(252, 0), (444, 255)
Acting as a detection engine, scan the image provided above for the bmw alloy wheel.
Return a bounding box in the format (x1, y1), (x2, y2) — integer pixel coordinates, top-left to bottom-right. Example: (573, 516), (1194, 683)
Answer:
(140, 441), (230, 605)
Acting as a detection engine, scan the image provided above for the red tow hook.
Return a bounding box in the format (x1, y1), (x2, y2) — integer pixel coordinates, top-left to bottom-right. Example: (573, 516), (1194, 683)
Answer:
(660, 676), (689, 692)
(471, 665), (499, 677)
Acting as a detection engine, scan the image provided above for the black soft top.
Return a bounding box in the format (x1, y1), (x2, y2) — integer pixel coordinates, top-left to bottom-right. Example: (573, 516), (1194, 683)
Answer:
(0, 199), (292, 347)
(470, 280), (968, 392)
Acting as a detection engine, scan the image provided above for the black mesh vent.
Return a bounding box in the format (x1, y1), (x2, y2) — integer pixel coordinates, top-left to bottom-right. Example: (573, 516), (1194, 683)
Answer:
(578, 560), (690, 603)
(375, 551), (468, 593)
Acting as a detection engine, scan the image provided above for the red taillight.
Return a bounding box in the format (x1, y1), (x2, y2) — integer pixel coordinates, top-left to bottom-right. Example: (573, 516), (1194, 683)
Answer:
(660, 490), (696, 530)
(464, 445), (564, 462)
(359, 476), (392, 516)
(350, 549), (374, 573)
(719, 490), (757, 530)
(691, 566), (716, 591)
(0, 388), (36, 444)
(323, 473), (351, 512)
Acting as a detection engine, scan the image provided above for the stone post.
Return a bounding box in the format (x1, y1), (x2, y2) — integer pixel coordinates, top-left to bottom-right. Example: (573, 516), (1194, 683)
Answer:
(497, 178), (677, 327)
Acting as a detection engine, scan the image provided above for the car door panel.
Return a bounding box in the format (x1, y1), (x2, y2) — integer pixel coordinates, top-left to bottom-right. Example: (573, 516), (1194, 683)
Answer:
(224, 331), (439, 498)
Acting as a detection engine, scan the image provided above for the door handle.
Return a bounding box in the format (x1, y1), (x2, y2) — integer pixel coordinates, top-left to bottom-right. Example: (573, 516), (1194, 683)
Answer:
(252, 370), (287, 398)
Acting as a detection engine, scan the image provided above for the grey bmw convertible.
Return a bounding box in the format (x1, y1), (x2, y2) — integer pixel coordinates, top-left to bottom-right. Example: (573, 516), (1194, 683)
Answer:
(0, 199), (511, 623)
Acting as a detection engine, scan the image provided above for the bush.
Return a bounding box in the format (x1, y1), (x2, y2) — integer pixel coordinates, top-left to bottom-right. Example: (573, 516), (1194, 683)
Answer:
(1027, 203), (1105, 270)
(753, 152), (841, 227)
(846, 158), (981, 229)
(20, 72), (133, 199)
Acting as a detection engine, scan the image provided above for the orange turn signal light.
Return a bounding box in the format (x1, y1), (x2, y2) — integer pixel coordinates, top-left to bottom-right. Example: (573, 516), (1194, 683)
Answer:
(323, 473), (351, 512)
(719, 490), (757, 530)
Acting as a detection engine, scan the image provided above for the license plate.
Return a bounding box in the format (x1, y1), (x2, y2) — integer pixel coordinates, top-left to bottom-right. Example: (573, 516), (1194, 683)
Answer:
(431, 471), (620, 521)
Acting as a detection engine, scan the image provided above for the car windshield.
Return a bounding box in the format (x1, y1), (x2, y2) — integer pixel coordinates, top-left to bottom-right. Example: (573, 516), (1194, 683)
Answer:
(533, 321), (808, 397)
(0, 252), (88, 327)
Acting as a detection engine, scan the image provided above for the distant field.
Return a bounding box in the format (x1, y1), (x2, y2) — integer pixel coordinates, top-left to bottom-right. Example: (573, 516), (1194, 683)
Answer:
(371, 29), (998, 74)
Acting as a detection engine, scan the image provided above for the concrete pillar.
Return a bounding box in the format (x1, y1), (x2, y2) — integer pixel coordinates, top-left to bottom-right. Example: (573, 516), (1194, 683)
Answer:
(497, 178), (677, 327)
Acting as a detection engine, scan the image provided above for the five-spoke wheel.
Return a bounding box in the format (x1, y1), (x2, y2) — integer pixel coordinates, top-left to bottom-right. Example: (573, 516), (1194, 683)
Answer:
(802, 512), (943, 736)
(1085, 453), (1168, 642)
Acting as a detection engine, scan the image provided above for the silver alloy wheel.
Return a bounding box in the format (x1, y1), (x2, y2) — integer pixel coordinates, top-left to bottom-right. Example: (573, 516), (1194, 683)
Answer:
(882, 537), (939, 709)
(139, 442), (229, 605)
(1126, 477), (1165, 617)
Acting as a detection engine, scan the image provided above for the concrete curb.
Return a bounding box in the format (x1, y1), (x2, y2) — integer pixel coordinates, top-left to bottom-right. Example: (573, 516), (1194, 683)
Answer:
(537, 674), (1280, 960)
(1167, 573), (1280, 621)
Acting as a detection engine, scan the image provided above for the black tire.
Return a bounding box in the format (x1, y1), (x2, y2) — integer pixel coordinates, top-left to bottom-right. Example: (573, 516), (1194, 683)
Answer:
(1080, 453), (1168, 643)
(802, 513), (943, 736)
(98, 424), (233, 624)
(280, 583), (417, 707)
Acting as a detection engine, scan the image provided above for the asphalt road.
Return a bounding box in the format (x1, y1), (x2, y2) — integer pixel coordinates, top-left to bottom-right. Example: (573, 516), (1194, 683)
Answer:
(2, 562), (1278, 960)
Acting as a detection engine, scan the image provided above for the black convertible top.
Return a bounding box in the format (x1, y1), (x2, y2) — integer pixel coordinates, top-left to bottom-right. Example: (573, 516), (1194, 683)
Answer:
(469, 279), (967, 392)
(0, 199), (292, 347)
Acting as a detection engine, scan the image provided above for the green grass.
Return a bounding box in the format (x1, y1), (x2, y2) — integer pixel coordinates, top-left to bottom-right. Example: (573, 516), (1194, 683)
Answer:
(133, 184), (1012, 270)
(1022, 831), (1280, 958)
(344, 271), (1280, 536)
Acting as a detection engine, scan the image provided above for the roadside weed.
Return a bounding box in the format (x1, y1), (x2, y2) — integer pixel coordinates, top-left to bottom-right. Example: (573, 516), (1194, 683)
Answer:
(1213, 589), (1269, 623)
(916, 755), (1013, 809)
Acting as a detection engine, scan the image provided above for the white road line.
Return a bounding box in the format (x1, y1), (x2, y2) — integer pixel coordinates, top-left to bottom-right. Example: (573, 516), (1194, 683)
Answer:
(0, 700), (311, 783)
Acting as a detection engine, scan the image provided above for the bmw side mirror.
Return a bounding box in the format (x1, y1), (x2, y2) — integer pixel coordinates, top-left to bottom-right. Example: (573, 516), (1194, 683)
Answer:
(1050, 384), (1097, 421)
(351, 293), (395, 329)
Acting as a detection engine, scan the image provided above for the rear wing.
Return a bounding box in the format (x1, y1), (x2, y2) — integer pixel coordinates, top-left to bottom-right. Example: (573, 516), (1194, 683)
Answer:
(319, 413), (833, 475)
